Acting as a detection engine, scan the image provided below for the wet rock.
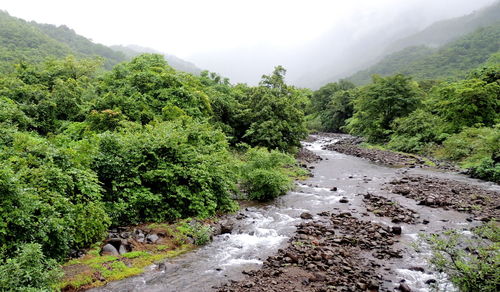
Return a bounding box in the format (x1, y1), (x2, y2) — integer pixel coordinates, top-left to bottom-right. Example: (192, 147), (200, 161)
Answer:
(408, 266), (424, 272)
(391, 226), (402, 235)
(243, 281), (255, 288)
(235, 213), (247, 220)
(101, 243), (119, 256)
(398, 282), (412, 292)
(300, 212), (313, 220)
(425, 279), (437, 285)
(219, 220), (234, 234)
(386, 175), (499, 219)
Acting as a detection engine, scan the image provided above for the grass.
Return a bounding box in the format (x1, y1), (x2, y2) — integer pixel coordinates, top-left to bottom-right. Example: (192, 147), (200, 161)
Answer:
(58, 220), (199, 291)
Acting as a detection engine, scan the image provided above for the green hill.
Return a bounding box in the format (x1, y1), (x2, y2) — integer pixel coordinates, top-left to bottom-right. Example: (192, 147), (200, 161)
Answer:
(0, 11), (200, 74)
(33, 22), (127, 69)
(110, 44), (202, 74)
(349, 23), (500, 85)
(0, 10), (74, 72)
(391, 1), (500, 52)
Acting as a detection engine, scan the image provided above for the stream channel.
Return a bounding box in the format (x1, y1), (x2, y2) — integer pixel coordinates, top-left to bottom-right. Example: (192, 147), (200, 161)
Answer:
(92, 135), (500, 292)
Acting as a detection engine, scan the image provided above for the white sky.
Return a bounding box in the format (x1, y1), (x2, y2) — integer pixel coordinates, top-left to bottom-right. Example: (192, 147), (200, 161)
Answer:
(1, 0), (494, 59)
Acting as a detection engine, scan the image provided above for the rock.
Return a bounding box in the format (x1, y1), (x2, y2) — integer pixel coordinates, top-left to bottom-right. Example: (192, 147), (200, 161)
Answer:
(339, 197), (349, 203)
(408, 266), (424, 272)
(118, 244), (128, 255)
(243, 281), (255, 288)
(300, 212), (313, 220)
(235, 213), (246, 220)
(331, 187), (338, 191)
(219, 220), (234, 234)
(398, 282), (412, 292)
(101, 243), (119, 256)
(146, 233), (159, 244)
(391, 226), (402, 235)
(425, 279), (437, 285)
(422, 219), (430, 224)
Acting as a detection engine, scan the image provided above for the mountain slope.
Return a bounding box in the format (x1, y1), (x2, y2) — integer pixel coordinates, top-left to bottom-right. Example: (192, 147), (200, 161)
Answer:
(0, 10), (128, 71)
(348, 23), (500, 85)
(0, 10), (73, 72)
(391, 1), (500, 52)
(111, 45), (202, 74)
(33, 23), (127, 69)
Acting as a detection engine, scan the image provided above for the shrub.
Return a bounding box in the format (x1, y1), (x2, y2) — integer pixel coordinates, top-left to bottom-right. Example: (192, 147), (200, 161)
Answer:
(0, 243), (63, 292)
(438, 125), (499, 182)
(240, 148), (298, 201)
(425, 221), (499, 292)
(388, 109), (445, 153)
(93, 119), (238, 225)
(177, 221), (213, 246)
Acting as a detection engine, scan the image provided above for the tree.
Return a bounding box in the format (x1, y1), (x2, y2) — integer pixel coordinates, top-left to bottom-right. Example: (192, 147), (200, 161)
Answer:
(346, 74), (421, 142)
(236, 66), (309, 151)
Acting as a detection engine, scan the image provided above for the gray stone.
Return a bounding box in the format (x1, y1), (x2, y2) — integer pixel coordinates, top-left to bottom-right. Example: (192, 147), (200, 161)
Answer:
(118, 244), (128, 255)
(146, 233), (159, 243)
(101, 243), (119, 256)
(300, 212), (313, 220)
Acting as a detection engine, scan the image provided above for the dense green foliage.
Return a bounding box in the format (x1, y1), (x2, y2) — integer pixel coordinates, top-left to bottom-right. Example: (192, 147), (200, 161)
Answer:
(0, 52), (307, 290)
(0, 243), (63, 292)
(346, 74), (421, 142)
(240, 148), (302, 201)
(314, 63), (500, 182)
(425, 222), (499, 292)
(0, 11), (126, 72)
(349, 23), (500, 85)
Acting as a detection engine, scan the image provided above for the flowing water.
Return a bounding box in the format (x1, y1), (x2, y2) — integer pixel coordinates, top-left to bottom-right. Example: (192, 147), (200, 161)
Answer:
(92, 135), (500, 292)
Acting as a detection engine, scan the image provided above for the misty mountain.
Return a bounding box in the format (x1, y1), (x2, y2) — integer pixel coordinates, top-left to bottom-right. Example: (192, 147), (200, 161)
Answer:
(348, 23), (500, 84)
(111, 44), (202, 74)
(297, 0), (500, 88)
(0, 10), (127, 71)
(33, 22), (127, 69)
(390, 1), (500, 52)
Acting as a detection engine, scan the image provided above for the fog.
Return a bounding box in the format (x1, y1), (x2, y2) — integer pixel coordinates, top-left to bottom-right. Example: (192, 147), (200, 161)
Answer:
(1, 0), (497, 86)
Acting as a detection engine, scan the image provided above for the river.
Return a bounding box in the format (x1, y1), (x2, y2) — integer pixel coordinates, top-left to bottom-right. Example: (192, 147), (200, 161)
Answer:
(92, 135), (499, 292)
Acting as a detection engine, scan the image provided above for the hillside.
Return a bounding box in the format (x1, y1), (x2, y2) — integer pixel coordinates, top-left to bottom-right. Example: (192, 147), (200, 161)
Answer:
(33, 22), (127, 69)
(391, 1), (500, 52)
(0, 10), (128, 72)
(111, 44), (202, 74)
(309, 1), (500, 88)
(0, 10), (73, 72)
(348, 23), (500, 84)
(0, 10), (203, 75)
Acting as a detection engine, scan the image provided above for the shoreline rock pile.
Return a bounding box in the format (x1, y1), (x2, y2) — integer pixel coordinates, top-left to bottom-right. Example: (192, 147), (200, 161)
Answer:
(217, 212), (402, 292)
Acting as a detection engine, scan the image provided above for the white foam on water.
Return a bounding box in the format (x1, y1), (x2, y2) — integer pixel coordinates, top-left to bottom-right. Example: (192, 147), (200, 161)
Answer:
(395, 269), (457, 292)
(222, 258), (263, 266)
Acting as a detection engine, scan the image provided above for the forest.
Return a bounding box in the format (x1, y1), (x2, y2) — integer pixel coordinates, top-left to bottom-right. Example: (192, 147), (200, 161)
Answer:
(0, 3), (499, 292)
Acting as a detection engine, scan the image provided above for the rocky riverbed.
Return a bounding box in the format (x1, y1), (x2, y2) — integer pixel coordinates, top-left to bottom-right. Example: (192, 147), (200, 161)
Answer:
(89, 134), (499, 292)
(218, 212), (403, 292)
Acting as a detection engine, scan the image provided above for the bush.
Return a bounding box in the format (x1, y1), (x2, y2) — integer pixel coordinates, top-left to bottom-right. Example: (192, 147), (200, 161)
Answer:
(177, 221), (213, 246)
(93, 119), (238, 225)
(425, 222), (499, 292)
(240, 148), (298, 201)
(388, 109), (446, 153)
(0, 243), (63, 292)
(438, 125), (499, 182)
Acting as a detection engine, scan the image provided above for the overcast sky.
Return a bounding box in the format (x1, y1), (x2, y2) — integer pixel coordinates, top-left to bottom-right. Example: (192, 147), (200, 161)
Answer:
(1, 0), (497, 84)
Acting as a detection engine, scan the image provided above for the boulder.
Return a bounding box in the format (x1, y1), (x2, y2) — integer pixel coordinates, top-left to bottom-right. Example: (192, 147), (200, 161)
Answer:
(146, 233), (159, 244)
(101, 243), (119, 256)
(300, 212), (313, 220)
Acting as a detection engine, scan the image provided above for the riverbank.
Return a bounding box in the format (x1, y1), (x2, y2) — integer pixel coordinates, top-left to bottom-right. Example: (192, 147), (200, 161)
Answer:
(85, 134), (499, 292)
